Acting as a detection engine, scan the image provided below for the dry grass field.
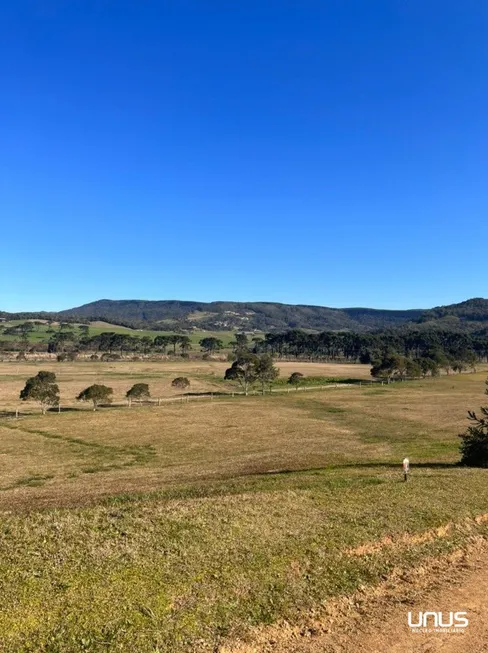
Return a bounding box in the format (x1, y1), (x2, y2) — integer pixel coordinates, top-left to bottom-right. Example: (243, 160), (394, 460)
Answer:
(1, 359), (488, 651)
(0, 359), (373, 413)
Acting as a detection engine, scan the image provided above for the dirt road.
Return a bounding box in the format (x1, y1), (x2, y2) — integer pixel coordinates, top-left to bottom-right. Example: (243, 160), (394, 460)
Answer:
(223, 539), (488, 653)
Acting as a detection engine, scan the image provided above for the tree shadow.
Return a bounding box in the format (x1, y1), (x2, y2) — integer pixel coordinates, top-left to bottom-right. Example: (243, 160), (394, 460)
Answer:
(182, 391), (230, 397)
(0, 410), (18, 419)
(260, 461), (459, 476)
(46, 404), (123, 413)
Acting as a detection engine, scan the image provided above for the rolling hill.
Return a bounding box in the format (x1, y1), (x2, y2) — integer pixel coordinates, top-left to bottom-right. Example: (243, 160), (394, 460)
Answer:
(57, 299), (424, 332)
(3, 298), (488, 334)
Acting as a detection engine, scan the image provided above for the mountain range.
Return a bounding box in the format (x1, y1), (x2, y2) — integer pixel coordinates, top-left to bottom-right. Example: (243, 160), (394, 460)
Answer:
(2, 297), (486, 334)
(2, 298), (488, 333)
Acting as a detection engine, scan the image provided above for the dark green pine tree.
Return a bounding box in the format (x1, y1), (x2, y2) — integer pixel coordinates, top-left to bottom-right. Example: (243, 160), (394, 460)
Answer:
(459, 379), (488, 467)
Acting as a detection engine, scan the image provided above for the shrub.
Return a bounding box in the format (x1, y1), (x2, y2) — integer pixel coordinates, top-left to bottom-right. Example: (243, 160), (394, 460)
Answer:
(101, 353), (121, 362)
(288, 372), (304, 389)
(172, 377), (190, 390)
(57, 352), (78, 362)
(126, 383), (150, 404)
(459, 378), (488, 467)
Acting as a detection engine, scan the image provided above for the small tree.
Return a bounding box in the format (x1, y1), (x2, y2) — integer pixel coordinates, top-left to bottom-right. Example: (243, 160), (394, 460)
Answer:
(288, 372), (304, 390)
(77, 384), (113, 411)
(126, 383), (150, 405)
(172, 377), (190, 390)
(20, 370), (60, 414)
(254, 354), (279, 395)
(459, 378), (488, 467)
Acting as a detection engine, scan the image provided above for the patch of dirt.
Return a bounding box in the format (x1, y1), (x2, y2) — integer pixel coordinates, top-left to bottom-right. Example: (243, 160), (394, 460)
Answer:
(347, 513), (488, 557)
(221, 536), (488, 653)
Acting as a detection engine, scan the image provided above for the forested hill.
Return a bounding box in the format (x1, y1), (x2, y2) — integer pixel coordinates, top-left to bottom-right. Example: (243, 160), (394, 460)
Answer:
(3, 298), (487, 333)
(419, 298), (488, 323)
(58, 299), (422, 332)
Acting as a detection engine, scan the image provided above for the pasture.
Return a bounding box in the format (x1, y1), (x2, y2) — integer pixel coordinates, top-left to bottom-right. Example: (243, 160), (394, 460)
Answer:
(1, 359), (488, 651)
(0, 319), (238, 346)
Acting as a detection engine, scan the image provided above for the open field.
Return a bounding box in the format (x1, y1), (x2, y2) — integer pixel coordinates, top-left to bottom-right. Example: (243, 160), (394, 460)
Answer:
(0, 360), (373, 414)
(1, 360), (488, 651)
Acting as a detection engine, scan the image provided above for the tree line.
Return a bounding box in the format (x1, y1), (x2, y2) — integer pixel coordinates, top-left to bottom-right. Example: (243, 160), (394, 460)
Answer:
(0, 323), (226, 356)
(18, 371), (193, 413)
(254, 328), (487, 377)
(3, 323), (488, 377)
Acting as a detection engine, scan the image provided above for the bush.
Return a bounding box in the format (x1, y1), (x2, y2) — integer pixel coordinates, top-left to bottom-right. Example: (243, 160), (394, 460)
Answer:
(101, 353), (121, 362)
(288, 372), (304, 388)
(459, 379), (488, 467)
(460, 427), (488, 467)
(57, 352), (78, 362)
(172, 377), (190, 390)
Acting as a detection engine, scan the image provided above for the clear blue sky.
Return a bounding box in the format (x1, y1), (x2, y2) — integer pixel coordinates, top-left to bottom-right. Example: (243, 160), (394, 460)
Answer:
(1, 1), (487, 312)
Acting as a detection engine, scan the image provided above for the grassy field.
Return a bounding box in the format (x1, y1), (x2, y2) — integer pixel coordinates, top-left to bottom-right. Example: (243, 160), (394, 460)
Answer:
(0, 320), (238, 346)
(0, 360), (373, 415)
(1, 360), (488, 651)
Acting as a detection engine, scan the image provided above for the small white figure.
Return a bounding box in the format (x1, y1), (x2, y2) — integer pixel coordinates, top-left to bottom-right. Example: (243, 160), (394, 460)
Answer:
(403, 457), (410, 482)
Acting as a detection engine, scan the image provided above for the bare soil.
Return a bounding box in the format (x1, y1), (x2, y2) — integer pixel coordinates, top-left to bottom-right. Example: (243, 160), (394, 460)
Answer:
(222, 538), (488, 653)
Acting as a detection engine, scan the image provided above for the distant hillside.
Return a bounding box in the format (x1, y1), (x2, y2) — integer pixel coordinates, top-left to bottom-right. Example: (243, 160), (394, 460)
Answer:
(58, 299), (424, 332)
(3, 297), (487, 334)
(419, 298), (488, 324)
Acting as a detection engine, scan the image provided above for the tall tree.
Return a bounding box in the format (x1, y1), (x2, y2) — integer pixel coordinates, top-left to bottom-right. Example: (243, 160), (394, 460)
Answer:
(224, 351), (258, 395)
(168, 335), (180, 355)
(179, 336), (192, 355)
(154, 335), (170, 353)
(230, 333), (249, 355)
(253, 354), (279, 395)
(199, 337), (224, 353)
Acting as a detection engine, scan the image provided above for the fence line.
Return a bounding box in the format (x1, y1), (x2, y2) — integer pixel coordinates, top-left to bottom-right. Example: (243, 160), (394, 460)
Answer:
(3, 378), (397, 419)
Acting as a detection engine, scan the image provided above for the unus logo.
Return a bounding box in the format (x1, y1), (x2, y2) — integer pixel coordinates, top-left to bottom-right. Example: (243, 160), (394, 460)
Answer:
(408, 611), (468, 629)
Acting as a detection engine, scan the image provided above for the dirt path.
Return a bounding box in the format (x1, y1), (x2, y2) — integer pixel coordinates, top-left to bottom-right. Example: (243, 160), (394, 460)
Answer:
(223, 539), (488, 653)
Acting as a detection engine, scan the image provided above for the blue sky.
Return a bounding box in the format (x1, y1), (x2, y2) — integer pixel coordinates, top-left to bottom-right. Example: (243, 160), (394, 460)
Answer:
(1, 1), (487, 312)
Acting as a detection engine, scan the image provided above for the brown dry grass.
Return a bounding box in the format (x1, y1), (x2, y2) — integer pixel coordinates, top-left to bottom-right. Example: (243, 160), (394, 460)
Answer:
(0, 359), (372, 413)
(2, 360), (488, 651)
(0, 360), (486, 511)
